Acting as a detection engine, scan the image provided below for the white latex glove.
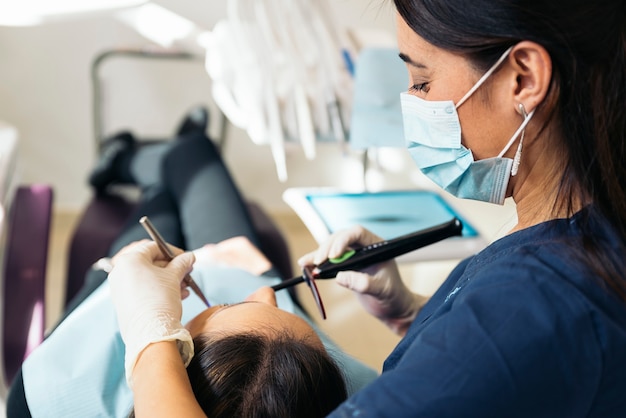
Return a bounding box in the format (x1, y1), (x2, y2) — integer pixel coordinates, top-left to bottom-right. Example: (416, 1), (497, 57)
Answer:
(298, 226), (426, 336)
(108, 240), (196, 387)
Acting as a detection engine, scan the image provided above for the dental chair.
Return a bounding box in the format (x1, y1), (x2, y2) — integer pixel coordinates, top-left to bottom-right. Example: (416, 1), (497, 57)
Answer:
(63, 48), (295, 309)
(64, 110), (295, 309)
(0, 127), (53, 400)
(65, 188), (294, 308)
(0, 115), (292, 410)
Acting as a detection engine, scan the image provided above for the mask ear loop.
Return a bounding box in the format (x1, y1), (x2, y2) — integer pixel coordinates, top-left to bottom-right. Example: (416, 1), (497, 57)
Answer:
(498, 103), (534, 174)
(455, 46), (513, 109)
(511, 103), (529, 176)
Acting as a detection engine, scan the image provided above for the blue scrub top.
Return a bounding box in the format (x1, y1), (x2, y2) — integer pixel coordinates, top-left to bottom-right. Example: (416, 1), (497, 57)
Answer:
(330, 209), (626, 417)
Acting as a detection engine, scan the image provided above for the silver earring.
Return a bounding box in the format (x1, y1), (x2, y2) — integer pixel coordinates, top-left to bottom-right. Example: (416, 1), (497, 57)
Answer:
(517, 103), (528, 119)
(511, 103), (528, 176)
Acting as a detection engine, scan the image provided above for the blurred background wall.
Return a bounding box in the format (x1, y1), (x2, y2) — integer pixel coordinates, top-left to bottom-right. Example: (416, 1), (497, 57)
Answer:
(0, 0), (422, 213)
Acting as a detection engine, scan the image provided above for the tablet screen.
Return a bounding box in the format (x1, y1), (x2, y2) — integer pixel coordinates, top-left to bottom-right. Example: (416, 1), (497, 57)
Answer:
(305, 190), (479, 240)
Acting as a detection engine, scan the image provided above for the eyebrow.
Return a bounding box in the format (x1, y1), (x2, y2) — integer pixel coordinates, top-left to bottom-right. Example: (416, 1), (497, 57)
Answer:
(398, 52), (428, 69)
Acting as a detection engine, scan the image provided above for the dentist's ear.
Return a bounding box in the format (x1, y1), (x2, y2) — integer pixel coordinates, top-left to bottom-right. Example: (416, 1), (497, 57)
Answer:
(509, 41), (553, 114)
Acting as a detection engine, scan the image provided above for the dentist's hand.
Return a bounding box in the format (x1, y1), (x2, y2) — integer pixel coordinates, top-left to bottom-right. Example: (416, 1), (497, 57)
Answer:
(108, 240), (196, 387)
(298, 226), (425, 336)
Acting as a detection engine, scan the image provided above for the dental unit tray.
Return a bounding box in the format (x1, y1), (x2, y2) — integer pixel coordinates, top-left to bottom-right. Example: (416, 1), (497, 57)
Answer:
(283, 188), (488, 262)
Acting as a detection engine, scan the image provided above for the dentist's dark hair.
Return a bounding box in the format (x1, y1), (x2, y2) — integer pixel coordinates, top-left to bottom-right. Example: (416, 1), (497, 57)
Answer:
(393, 0), (626, 298)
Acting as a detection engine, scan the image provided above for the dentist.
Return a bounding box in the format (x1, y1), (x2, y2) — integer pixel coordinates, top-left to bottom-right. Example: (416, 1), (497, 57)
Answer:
(112, 0), (626, 416)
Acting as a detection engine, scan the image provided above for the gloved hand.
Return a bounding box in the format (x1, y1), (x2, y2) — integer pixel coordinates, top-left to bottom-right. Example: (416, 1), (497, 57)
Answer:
(298, 226), (426, 336)
(108, 240), (196, 387)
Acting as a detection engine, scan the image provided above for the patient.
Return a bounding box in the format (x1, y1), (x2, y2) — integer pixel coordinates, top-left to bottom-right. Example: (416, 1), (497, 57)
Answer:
(120, 237), (350, 418)
(6, 112), (376, 418)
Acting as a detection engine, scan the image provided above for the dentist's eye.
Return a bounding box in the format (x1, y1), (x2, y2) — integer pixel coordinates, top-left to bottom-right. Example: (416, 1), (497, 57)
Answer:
(409, 82), (430, 93)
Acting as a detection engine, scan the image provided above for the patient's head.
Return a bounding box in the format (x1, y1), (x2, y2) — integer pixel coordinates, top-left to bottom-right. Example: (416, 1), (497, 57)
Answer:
(184, 287), (347, 417)
(187, 332), (346, 417)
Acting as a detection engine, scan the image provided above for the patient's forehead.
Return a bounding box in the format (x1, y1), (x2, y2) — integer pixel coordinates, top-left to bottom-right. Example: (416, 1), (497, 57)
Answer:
(185, 301), (324, 349)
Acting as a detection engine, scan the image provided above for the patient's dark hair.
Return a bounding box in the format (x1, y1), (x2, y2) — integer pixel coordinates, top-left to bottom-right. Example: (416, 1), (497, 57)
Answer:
(186, 332), (348, 417)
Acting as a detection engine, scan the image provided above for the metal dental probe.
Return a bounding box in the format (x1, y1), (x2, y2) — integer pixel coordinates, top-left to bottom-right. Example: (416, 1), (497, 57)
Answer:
(139, 216), (211, 307)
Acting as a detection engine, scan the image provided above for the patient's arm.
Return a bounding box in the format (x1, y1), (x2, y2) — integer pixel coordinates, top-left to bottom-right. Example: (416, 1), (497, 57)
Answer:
(129, 237), (270, 418)
(132, 341), (207, 418)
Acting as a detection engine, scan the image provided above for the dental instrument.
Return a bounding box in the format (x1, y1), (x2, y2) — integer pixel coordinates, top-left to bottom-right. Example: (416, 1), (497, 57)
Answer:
(139, 216), (211, 307)
(272, 218), (463, 290)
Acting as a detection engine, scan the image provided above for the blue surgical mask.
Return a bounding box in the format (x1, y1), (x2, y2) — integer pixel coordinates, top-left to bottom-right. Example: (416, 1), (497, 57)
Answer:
(401, 47), (534, 205)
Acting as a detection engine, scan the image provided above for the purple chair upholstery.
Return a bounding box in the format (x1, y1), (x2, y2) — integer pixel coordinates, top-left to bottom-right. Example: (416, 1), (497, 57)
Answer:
(65, 193), (135, 307)
(2, 185), (53, 386)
